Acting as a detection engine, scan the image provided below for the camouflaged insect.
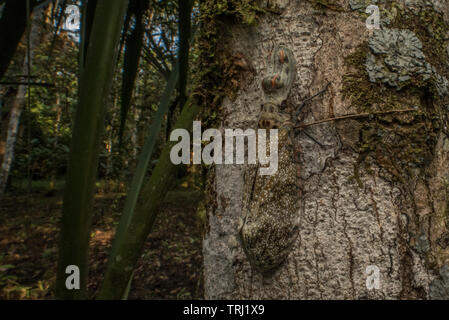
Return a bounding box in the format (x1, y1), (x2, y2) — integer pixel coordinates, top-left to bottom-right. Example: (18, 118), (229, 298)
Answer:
(239, 47), (301, 273)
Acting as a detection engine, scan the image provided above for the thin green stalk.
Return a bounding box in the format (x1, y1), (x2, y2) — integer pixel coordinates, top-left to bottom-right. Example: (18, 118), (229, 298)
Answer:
(114, 59), (180, 246)
(98, 21), (199, 300)
(98, 96), (200, 299)
(55, 0), (129, 299)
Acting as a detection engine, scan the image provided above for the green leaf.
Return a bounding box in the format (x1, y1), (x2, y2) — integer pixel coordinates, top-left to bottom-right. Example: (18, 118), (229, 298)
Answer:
(98, 22), (199, 301)
(56, 0), (129, 300)
(0, 264), (15, 271)
(119, 0), (149, 144)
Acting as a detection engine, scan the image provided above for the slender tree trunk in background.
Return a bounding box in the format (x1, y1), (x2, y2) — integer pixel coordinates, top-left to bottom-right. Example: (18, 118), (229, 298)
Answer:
(131, 104), (139, 160)
(0, 89), (17, 172)
(203, 0), (449, 299)
(50, 93), (62, 189)
(105, 92), (118, 182)
(129, 78), (140, 163)
(0, 9), (42, 197)
(0, 79), (27, 196)
(0, 88), (14, 154)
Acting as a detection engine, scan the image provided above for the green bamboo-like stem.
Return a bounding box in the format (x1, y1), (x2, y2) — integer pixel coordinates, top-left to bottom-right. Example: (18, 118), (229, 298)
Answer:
(97, 97), (200, 299)
(55, 0), (129, 299)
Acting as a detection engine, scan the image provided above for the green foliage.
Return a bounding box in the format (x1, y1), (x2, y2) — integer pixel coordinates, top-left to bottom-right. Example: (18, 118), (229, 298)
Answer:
(7, 13), (79, 183)
(13, 135), (70, 180)
(0, 255), (50, 300)
(5, 1), (201, 190)
(0, 259), (16, 288)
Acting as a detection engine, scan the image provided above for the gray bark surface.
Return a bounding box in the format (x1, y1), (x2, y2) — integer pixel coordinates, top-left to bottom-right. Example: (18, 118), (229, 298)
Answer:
(203, 0), (449, 299)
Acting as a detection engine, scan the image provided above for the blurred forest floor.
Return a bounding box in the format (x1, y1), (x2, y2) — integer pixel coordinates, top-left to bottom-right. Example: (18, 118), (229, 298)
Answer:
(0, 184), (204, 300)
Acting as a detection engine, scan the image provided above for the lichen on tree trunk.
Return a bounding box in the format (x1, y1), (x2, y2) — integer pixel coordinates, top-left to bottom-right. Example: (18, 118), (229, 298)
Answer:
(202, 0), (449, 299)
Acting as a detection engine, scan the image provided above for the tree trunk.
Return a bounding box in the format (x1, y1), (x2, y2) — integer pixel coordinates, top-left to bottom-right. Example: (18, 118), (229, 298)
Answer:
(203, 0), (449, 300)
(50, 93), (62, 189)
(0, 9), (42, 196)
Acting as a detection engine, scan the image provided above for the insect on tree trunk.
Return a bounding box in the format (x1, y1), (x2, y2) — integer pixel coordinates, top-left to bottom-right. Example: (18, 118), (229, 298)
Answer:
(203, 0), (449, 299)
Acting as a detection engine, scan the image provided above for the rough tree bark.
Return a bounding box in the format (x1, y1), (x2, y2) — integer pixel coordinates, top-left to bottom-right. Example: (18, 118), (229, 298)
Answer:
(203, 0), (449, 299)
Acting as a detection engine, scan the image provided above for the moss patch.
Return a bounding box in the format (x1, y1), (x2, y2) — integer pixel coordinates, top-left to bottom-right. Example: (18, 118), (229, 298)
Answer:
(193, 0), (267, 196)
(306, 0), (345, 12)
(340, 4), (449, 183)
(195, 0), (266, 128)
(342, 39), (443, 183)
(342, 42), (429, 113)
(390, 3), (449, 80)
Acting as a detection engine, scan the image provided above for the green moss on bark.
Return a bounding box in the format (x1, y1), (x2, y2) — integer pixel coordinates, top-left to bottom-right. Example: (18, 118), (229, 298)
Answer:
(341, 4), (449, 184)
(341, 4), (449, 281)
(195, 0), (265, 127)
(306, 0), (345, 12)
(343, 44), (440, 183)
(390, 3), (449, 80)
